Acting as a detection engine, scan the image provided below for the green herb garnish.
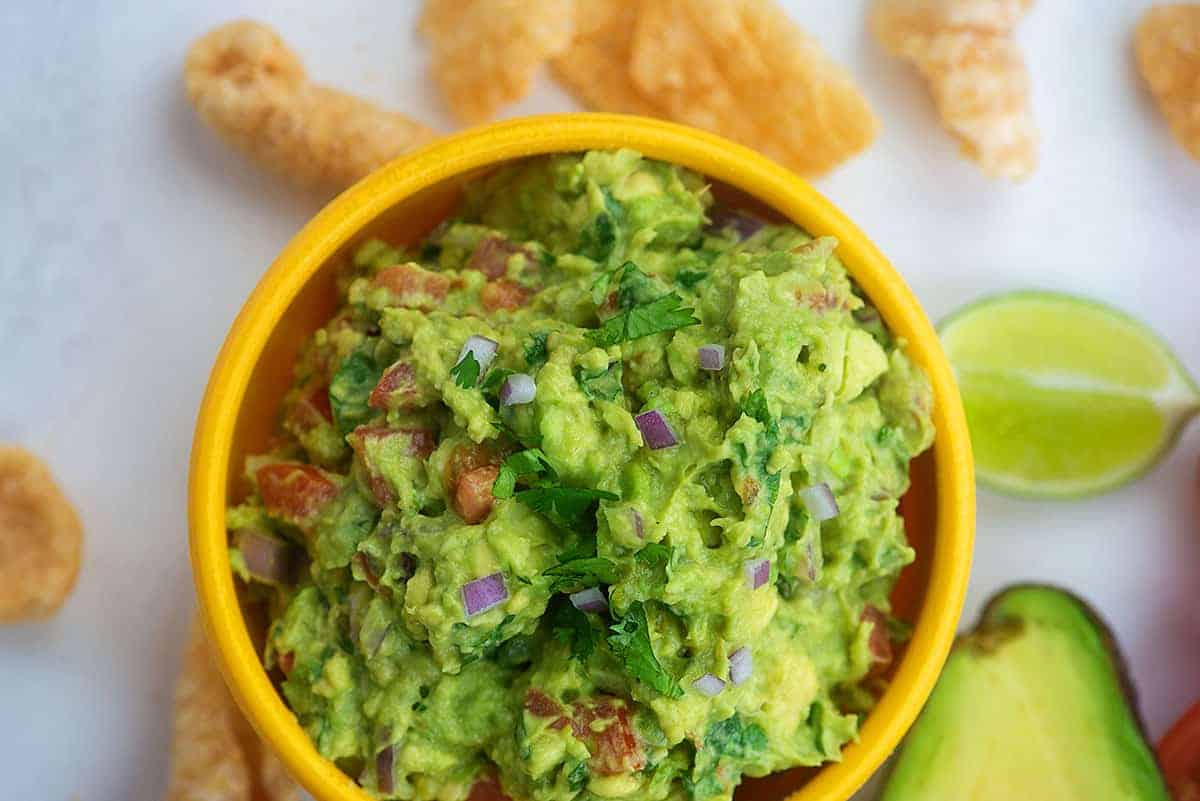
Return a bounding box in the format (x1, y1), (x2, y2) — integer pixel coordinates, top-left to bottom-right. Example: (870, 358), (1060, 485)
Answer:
(449, 350), (481, 388)
(586, 293), (700, 347)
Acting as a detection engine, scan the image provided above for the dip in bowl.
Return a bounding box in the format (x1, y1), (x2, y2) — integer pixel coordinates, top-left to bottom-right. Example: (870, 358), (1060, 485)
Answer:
(189, 114), (974, 801)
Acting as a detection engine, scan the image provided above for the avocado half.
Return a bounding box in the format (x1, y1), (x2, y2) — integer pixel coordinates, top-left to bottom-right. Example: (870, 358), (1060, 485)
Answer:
(882, 585), (1170, 800)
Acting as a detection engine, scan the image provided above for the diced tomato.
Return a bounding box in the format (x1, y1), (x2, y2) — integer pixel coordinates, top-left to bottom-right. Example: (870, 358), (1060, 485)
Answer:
(444, 443), (499, 485)
(290, 382), (333, 430)
(256, 463), (339, 526)
(369, 360), (431, 411)
(372, 264), (450, 309)
(349, 426), (438, 506)
(466, 774), (512, 801)
(862, 605), (893, 676)
(795, 287), (845, 312)
(524, 689), (565, 719)
(481, 279), (532, 312)
(277, 650), (295, 675)
(1160, 699), (1200, 801)
(467, 235), (532, 279)
(737, 478), (760, 506)
(570, 697), (645, 775)
(454, 465), (500, 524)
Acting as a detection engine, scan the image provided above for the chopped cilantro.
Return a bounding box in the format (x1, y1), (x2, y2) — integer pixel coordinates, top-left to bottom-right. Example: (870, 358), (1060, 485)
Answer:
(449, 350), (480, 389)
(607, 601), (683, 698)
(544, 556), (618, 593)
(576, 362), (623, 402)
(492, 449), (557, 499)
(635, 542), (672, 568)
(480, 366), (514, 396)
(550, 599), (601, 661)
(676, 269), (708, 289)
(519, 486), (618, 534)
(567, 761), (589, 792)
(586, 293), (701, 347)
(329, 348), (383, 435)
(524, 332), (550, 368)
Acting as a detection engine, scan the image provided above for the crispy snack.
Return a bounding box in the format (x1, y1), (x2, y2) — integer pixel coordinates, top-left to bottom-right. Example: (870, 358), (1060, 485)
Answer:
(1135, 4), (1200, 161)
(184, 20), (438, 188)
(871, 0), (1038, 180)
(622, 0), (878, 177)
(549, 1), (663, 117)
(166, 617), (298, 801)
(421, 0), (576, 123)
(0, 446), (82, 621)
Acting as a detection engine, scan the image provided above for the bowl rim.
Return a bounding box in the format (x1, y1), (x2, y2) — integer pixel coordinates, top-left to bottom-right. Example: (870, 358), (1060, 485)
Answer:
(189, 112), (974, 801)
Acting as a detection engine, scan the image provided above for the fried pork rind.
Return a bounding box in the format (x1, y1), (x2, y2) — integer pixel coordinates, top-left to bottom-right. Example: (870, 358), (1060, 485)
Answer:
(871, 0), (1038, 180)
(1135, 4), (1200, 161)
(184, 20), (438, 188)
(549, 1), (663, 117)
(621, 0), (878, 176)
(421, 0), (576, 123)
(166, 617), (299, 801)
(0, 446), (82, 622)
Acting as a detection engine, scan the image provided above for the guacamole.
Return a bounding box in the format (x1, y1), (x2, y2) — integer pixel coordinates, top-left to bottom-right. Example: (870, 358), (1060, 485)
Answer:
(229, 150), (934, 801)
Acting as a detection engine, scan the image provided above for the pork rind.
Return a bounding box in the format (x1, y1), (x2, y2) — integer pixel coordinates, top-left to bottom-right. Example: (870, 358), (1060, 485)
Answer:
(1135, 4), (1200, 161)
(0, 445), (82, 622)
(871, 0), (1038, 180)
(185, 20), (437, 188)
(625, 0), (879, 177)
(549, 1), (663, 117)
(165, 617), (298, 801)
(421, 0), (576, 123)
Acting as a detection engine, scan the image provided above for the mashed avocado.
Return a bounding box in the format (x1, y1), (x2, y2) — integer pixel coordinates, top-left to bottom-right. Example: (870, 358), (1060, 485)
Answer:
(229, 150), (935, 801)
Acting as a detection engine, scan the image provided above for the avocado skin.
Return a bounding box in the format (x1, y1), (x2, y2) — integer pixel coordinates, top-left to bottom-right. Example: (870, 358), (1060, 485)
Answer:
(881, 584), (1170, 801)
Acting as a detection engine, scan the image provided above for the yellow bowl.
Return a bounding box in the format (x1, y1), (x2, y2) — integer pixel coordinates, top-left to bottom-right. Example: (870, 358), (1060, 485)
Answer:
(189, 113), (974, 801)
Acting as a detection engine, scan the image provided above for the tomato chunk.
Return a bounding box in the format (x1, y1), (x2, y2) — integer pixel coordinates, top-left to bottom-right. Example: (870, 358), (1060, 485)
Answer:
(862, 605), (893, 676)
(467, 235), (533, 279)
(1160, 699), (1200, 801)
(454, 465), (500, 524)
(372, 263), (450, 309)
(570, 697), (645, 775)
(369, 360), (436, 411)
(466, 774), (512, 801)
(256, 463), (339, 526)
(289, 382), (333, 430)
(349, 426), (438, 506)
(481, 279), (533, 312)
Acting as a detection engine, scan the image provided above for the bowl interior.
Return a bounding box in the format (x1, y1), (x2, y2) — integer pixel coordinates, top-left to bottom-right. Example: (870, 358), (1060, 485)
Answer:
(224, 159), (939, 801)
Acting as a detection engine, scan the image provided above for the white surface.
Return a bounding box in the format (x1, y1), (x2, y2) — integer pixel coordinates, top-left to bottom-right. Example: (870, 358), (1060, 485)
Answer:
(2, 1), (1198, 799)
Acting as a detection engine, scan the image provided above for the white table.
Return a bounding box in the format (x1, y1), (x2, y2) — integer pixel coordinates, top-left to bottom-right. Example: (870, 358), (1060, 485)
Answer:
(2, 2), (1197, 799)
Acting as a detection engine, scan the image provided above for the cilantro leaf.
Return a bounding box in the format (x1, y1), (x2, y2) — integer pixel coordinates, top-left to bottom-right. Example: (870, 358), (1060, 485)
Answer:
(544, 556), (618, 593)
(690, 715), (769, 799)
(550, 598), (601, 661)
(492, 449), (557, 499)
(516, 486), (618, 533)
(676, 269), (708, 289)
(329, 349), (383, 435)
(567, 762), (589, 792)
(705, 715), (768, 757)
(608, 602), (682, 698)
(579, 190), (624, 263)
(635, 543), (673, 568)
(738, 389), (772, 429)
(480, 366), (514, 396)
(524, 332), (550, 368)
(586, 293), (701, 347)
(449, 351), (480, 389)
(576, 363), (623, 402)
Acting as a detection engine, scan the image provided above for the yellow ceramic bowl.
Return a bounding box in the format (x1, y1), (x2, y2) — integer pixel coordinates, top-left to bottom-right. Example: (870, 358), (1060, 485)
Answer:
(189, 113), (974, 801)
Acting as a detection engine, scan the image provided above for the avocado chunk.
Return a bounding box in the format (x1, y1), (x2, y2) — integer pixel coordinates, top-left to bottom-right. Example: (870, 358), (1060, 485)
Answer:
(883, 585), (1170, 801)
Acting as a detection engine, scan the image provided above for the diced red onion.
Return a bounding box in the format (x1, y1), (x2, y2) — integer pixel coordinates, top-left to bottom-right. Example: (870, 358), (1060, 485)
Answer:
(698, 344), (726, 371)
(235, 529), (298, 585)
(706, 206), (765, 240)
(631, 508), (644, 539)
(569, 587), (608, 614)
(458, 335), (499, 372)
(728, 647), (753, 686)
(800, 483), (840, 521)
(743, 558), (770, 590)
(692, 673), (726, 697)
(500, 373), (536, 406)
(462, 572), (508, 617)
(376, 745), (395, 794)
(635, 410), (679, 450)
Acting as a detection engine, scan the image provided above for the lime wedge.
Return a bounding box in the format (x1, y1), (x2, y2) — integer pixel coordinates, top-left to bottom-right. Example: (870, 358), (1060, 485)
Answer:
(941, 291), (1200, 498)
